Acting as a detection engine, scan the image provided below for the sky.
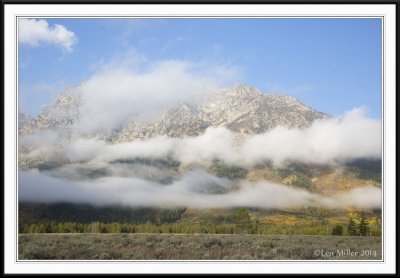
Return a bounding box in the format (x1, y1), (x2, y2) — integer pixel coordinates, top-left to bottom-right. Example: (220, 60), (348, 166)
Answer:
(18, 18), (382, 119)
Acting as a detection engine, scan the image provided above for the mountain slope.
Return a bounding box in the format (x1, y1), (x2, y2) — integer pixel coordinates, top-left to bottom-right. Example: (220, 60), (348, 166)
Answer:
(117, 84), (327, 142)
(19, 83), (327, 140)
(19, 85), (83, 135)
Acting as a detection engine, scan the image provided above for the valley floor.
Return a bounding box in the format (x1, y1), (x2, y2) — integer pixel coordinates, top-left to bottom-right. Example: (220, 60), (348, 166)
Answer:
(18, 233), (381, 260)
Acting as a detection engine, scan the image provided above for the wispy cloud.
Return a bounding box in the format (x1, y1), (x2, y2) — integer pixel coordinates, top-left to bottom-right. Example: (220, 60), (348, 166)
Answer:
(20, 107), (381, 167)
(73, 56), (241, 132)
(161, 37), (192, 53)
(19, 19), (78, 52)
(19, 169), (381, 209)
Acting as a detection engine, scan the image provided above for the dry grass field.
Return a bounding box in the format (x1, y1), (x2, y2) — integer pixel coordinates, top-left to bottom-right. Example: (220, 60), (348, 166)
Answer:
(19, 233), (381, 260)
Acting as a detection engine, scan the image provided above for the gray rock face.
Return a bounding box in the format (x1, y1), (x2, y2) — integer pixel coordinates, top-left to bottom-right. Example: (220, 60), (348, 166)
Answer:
(18, 83), (328, 169)
(18, 112), (33, 128)
(117, 84), (327, 142)
(19, 83), (327, 141)
(19, 85), (83, 135)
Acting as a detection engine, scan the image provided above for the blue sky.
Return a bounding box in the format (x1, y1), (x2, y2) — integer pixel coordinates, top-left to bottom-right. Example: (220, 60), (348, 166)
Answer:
(18, 18), (382, 118)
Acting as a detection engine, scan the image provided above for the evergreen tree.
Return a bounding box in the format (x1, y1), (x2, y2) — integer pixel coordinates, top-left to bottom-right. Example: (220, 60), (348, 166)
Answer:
(359, 214), (370, 236)
(234, 208), (251, 233)
(347, 217), (358, 236)
(332, 224), (344, 235)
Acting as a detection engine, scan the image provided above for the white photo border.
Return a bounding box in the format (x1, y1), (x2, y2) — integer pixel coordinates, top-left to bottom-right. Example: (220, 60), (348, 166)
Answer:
(4, 4), (397, 274)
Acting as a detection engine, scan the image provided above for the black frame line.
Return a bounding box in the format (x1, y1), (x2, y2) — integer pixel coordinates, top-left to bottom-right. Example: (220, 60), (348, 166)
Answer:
(13, 15), (387, 264)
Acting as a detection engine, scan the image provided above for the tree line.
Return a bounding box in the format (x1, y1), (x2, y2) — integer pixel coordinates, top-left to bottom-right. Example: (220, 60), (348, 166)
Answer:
(332, 213), (374, 236)
(19, 202), (186, 225)
(19, 203), (381, 236)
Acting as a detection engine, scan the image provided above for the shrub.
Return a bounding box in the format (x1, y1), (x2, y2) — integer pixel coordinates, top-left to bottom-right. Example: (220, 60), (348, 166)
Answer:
(332, 224), (344, 236)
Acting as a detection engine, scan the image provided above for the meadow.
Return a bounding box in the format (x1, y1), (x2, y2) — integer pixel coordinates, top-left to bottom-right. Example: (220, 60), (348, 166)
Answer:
(18, 233), (381, 260)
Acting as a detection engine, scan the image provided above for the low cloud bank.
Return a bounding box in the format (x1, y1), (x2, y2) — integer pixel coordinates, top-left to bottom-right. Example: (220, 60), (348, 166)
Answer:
(21, 108), (381, 167)
(19, 169), (381, 209)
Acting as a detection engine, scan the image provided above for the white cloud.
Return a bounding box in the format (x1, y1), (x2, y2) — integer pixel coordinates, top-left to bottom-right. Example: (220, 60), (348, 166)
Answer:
(320, 185), (382, 209)
(240, 108), (381, 166)
(19, 19), (77, 51)
(25, 108), (377, 167)
(19, 169), (381, 209)
(73, 59), (240, 132)
(19, 107), (381, 209)
(19, 107), (381, 167)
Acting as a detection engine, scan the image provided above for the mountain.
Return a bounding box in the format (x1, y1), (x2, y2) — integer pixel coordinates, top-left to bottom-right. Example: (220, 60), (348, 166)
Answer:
(17, 83), (381, 213)
(18, 112), (33, 128)
(19, 85), (83, 135)
(117, 84), (327, 142)
(17, 83), (381, 233)
(19, 83), (327, 141)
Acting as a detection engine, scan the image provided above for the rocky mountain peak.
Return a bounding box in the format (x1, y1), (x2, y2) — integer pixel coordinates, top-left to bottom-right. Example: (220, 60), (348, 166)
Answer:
(222, 83), (262, 97)
(116, 84), (328, 141)
(18, 112), (33, 127)
(54, 89), (83, 107)
(19, 83), (328, 141)
(19, 86), (83, 135)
